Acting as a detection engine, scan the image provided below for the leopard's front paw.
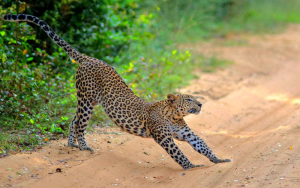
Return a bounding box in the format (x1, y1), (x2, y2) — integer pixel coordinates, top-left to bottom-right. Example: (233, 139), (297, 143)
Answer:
(192, 164), (205, 168)
(79, 146), (94, 152)
(211, 157), (232, 163)
(222, 158), (232, 162)
(183, 163), (205, 170)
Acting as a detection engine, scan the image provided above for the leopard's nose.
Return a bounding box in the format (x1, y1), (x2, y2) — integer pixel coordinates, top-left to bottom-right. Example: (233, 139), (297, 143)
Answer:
(198, 103), (202, 108)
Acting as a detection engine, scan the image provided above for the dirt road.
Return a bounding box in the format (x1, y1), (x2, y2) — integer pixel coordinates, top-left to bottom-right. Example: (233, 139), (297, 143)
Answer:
(1, 25), (300, 188)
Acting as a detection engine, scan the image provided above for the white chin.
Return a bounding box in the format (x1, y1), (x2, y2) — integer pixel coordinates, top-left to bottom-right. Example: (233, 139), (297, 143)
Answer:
(195, 111), (200, 115)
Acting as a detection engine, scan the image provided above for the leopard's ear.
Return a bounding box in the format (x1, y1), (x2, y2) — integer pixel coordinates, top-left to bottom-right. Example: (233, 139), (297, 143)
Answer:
(167, 94), (177, 105)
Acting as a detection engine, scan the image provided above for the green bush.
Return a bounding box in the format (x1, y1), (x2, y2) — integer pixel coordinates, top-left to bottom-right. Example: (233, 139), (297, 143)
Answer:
(0, 0), (148, 152)
(0, 0), (197, 153)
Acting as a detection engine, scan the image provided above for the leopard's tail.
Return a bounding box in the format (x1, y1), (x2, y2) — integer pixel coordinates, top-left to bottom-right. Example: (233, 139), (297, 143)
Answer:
(3, 14), (86, 64)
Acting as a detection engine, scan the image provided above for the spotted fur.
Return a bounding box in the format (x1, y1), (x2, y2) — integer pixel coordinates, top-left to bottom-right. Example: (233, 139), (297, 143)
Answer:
(3, 14), (231, 169)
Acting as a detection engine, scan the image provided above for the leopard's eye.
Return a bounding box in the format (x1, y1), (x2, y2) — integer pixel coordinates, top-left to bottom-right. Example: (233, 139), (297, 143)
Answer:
(185, 98), (193, 102)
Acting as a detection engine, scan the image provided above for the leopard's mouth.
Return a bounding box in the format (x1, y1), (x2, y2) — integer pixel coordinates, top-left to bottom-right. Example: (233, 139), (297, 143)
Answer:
(188, 108), (199, 114)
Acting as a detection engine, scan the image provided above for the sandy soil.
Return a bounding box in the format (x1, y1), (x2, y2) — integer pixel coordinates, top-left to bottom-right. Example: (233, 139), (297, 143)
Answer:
(1, 25), (300, 188)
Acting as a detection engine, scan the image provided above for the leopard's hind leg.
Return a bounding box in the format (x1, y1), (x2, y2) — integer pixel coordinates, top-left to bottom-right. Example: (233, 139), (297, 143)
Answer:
(171, 125), (231, 163)
(68, 115), (78, 147)
(68, 95), (95, 151)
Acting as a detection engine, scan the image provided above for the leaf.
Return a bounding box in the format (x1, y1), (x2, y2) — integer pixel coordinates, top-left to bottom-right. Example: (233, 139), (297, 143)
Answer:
(0, 31), (5, 36)
(27, 57), (34, 61)
(2, 54), (6, 62)
(61, 116), (69, 121)
(23, 49), (27, 55)
(19, 2), (27, 12)
(30, 119), (34, 124)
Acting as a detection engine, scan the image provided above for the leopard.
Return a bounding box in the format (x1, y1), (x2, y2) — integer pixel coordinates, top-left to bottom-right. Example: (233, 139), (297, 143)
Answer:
(3, 14), (231, 169)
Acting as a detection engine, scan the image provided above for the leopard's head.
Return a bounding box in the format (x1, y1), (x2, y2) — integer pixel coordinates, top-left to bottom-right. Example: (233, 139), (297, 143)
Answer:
(167, 94), (202, 117)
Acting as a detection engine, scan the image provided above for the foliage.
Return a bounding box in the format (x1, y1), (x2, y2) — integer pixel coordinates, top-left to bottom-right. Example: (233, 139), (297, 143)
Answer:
(0, 0), (151, 153)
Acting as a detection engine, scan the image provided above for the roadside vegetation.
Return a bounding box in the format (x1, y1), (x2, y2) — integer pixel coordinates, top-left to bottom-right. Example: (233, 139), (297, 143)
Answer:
(1, 0), (300, 155)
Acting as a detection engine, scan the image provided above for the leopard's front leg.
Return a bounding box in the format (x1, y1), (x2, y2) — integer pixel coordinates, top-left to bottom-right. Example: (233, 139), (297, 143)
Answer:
(171, 125), (231, 164)
(150, 124), (204, 170)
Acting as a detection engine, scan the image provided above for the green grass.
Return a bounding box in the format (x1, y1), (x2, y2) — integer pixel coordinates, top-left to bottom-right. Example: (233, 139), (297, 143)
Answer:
(197, 56), (234, 73)
(146, 0), (300, 45)
(222, 0), (300, 34)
